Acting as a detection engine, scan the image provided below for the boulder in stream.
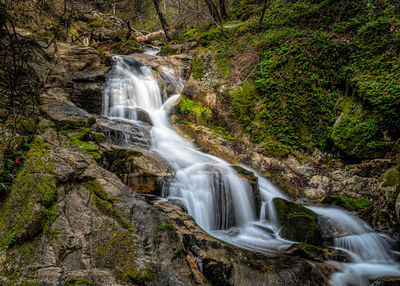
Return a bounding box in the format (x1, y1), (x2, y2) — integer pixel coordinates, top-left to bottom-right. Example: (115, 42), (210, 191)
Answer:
(273, 198), (323, 246)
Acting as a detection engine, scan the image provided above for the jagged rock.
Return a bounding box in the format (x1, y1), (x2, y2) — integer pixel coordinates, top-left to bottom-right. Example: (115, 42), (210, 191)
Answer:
(181, 77), (200, 100)
(98, 117), (152, 150)
(104, 148), (171, 196)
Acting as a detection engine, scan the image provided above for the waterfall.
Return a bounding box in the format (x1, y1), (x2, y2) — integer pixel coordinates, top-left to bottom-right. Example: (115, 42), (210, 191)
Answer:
(102, 56), (400, 285)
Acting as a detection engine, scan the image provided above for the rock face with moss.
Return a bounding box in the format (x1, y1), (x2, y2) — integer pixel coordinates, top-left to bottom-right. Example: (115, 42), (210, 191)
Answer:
(273, 198), (323, 246)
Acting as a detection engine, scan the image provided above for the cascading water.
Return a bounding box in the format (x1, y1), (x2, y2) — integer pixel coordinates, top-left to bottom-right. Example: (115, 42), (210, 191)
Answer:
(102, 55), (400, 285)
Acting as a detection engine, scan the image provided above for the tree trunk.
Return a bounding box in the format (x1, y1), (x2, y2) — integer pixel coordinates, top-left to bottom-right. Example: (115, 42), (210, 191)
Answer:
(219, 0), (228, 20)
(152, 0), (171, 41)
(259, 0), (268, 26)
(204, 0), (221, 23)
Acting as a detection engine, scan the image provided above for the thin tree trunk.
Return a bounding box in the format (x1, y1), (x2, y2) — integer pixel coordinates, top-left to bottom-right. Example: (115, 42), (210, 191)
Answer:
(152, 0), (171, 41)
(259, 0), (268, 26)
(204, 0), (221, 23)
(219, 0), (228, 20)
(64, 0), (69, 42)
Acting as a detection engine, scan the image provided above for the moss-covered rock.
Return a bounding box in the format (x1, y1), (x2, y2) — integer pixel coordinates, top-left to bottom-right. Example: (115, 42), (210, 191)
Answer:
(322, 195), (372, 212)
(273, 198), (323, 246)
(65, 277), (92, 286)
(179, 95), (213, 125)
(83, 179), (132, 232)
(104, 149), (143, 173)
(0, 137), (57, 248)
(68, 135), (101, 163)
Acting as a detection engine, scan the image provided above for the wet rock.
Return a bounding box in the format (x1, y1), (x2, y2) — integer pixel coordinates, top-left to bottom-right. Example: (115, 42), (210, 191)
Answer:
(283, 243), (349, 263)
(372, 277), (400, 285)
(156, 202), (334, 286)
(205, 165), (236, 230)
(273, 198), (323, 246)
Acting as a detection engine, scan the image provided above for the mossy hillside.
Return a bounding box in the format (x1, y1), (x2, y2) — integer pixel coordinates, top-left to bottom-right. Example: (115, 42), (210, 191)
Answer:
(182, 0), (400, 160)
(322, 196), (372, 212)
(0, 137), (57, 249)
(273, 198), (323, 246)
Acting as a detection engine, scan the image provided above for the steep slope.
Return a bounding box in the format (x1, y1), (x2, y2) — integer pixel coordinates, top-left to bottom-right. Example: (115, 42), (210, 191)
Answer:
(172, 0), (400, 238)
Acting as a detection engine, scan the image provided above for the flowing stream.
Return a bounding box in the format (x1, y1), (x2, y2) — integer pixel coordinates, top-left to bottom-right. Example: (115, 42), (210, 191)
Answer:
(102, 55), (400, 285)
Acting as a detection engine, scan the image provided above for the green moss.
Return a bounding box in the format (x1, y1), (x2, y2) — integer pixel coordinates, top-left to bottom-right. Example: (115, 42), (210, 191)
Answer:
(273, 198), (322, 246)
(330, 115), (388, 160)
(116, 267), (156, 286)
(262, 140), (291, 158)
(92, 132), (107, 144)
(83, 179), (115, 203)
(211, 126), (237, 141)
(188, 0), (400, 158)
(94, 224), (142, 284)
(0, 137), (57, 249)
(322, 195), (372, 211)
(111, 40), (143, 54)
(382, 169), (400, 187)
(69, 136), (101, 163)
(55, 120), (88, 132)
(179, 95), (213, 125)
(104, 149), (142, 173)
(65, 277), (92, 286)
(156, 223), (172, 231)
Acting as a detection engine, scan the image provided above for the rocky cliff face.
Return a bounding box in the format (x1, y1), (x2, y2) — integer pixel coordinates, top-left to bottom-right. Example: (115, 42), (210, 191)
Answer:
(0, 32), (337, 285)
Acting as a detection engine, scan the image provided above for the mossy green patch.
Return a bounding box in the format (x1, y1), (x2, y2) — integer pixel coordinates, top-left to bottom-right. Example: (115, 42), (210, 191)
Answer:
(0, 137), (57, 249)
(94, 223), (144, 284)
(179, 95), (213, 125)
(273, 198), (323, 246)
(54, 120), (88, 132)
(116, 267), (155, 286)
(322, 195), (372, 211)
(65, 277), (92, 286)
(104, 149), (142, 173)
(382, 169), (400, 187)
(92, 132), (107, 144)
(156, 223), (172, 231)
(69, 136), (101, 163)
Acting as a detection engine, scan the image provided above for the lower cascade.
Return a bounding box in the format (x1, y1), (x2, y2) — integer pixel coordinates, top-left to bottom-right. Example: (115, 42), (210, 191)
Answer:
(102, 55), (400, 285)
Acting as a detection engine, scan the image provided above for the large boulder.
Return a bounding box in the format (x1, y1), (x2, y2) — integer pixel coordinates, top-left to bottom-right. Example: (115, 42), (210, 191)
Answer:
(104, 148), (171, 196)
(273, 198), (323, 246)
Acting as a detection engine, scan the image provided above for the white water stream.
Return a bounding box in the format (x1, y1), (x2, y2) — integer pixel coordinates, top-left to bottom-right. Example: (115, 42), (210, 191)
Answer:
(102, 56), (400, 285)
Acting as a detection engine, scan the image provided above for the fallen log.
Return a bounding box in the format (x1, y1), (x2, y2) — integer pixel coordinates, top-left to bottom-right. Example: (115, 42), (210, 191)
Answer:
(136, 30), (165, 42)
